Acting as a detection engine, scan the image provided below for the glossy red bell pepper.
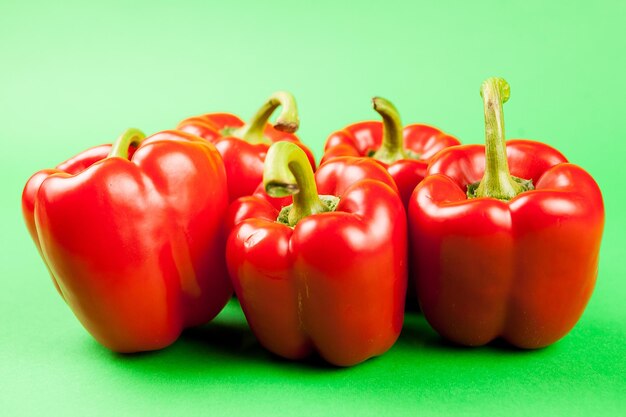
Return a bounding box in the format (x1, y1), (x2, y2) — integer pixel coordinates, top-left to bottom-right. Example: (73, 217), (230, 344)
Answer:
(22, 129), (232, 352)
(226, 142), (406, 366)
(177, 91), (316, 201)
(322, 97), (460, 206)
(409, 78), (604, 348)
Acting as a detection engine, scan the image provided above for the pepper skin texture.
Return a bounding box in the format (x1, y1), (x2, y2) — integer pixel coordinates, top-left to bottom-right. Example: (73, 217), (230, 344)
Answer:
(322, 101), (460, 207)
(226, 155), (400, 229)
(409, 140), (605, 348)
(226, 148), (407, 366)
(177, 93), (316, 201)
(22, 130), (232, 352)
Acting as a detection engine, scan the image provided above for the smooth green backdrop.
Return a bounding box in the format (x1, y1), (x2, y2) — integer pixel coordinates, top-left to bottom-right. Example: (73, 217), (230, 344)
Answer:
(1, 1), (624, 416)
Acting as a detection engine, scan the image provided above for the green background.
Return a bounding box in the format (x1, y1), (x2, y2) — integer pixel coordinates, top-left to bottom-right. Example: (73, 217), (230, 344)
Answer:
(1, 1), (624, 415)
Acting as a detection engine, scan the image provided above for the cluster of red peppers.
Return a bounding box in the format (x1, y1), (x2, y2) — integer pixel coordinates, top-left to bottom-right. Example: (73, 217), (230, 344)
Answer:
(22, 77), (604, 366)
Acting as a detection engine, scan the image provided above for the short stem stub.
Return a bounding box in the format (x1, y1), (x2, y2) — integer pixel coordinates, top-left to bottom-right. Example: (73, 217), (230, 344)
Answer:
(236, 91), (300, 145)
(108, 128), (146, 159)
(371, 97), (409, 164)
(264, 141), (337, 227)
(470, 77), (533, 200)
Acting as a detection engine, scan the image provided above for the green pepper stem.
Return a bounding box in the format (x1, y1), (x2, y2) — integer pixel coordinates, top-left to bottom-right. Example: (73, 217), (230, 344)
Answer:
(108, 128), (146, 159)
(237, 91), (299, 145)
(473, 77), (525, 200)
(371, 97), (408, 164)
(264, 141), (326, 226)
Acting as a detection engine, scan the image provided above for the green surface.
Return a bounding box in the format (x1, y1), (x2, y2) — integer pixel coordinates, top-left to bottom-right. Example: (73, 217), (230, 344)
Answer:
(1, 1), (625, 416)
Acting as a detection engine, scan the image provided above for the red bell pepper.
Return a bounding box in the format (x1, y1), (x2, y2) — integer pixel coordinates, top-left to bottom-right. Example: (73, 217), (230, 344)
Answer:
(409, 77), (604, 348)
(177, 91), (316, 201)
(226, 142), (407, 366)
(322, 97), (460, 206)
(22, 129), (232, 352)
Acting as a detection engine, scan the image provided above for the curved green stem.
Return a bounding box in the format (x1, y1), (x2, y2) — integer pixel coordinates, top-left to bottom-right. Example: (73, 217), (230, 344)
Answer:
(471, 77), (530, 200)
(371, 97), (408, 164)
(237, 91), (299, 145)
(264, 141), (333, 227)
(108, 128), (146, 159)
